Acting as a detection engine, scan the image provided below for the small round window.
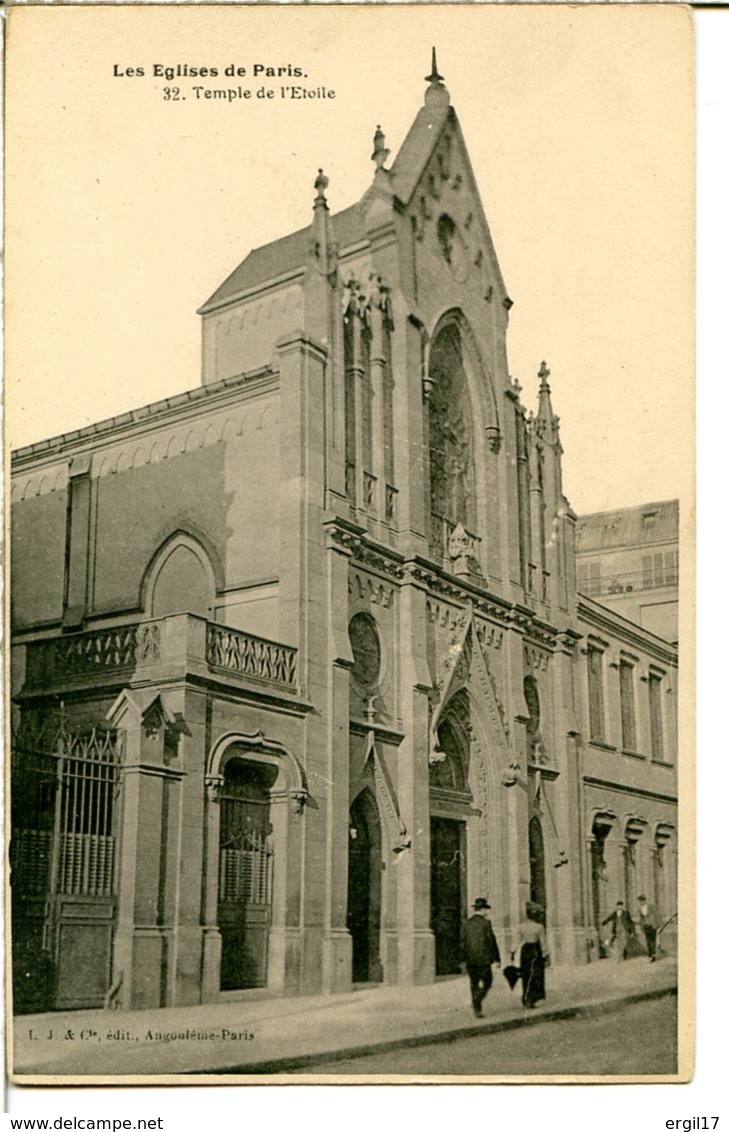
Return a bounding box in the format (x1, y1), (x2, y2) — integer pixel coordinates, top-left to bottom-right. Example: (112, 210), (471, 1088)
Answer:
(349, 613), (381, 688)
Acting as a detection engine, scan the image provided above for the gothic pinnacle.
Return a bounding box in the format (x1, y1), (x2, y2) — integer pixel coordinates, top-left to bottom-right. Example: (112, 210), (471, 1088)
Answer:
(371, 125), (390, 174)
(314, 168), (329, 208)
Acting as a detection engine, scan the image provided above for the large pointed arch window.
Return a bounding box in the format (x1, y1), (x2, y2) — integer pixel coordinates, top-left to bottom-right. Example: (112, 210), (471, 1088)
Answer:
(428, 323), (476, 547)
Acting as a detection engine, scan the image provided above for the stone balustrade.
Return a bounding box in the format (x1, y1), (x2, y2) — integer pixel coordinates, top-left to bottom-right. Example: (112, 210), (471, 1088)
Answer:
(22, 616), (298, 693)
(206, 623), (297, 688)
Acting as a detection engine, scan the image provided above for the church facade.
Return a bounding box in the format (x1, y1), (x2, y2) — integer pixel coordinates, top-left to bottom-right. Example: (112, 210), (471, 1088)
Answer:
(10, 61), (678, 1013)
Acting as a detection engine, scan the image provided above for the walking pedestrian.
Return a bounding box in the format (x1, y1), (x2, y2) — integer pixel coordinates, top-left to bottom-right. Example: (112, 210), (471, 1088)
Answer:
(601, 899), (635, 962)
(462, 898), (501, 1017)
(636, 895), (658, 961)
(513, 902), (548, 1009)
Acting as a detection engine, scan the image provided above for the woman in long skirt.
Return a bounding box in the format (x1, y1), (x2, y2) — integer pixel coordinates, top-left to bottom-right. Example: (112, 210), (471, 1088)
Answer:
(515, 902), (549, 1009)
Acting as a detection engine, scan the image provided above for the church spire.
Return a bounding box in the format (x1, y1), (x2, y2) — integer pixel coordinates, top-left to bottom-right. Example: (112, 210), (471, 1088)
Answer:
(424, 47), (450, 108)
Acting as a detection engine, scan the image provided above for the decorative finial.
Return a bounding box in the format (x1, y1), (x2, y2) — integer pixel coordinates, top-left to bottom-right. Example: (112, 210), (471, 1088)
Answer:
(424, 46), (449, 108)
(371, 125), (390, 174)
(538, 360), (550, 387)
(314, 168), (329, 207)
(425, 47), (444, 85)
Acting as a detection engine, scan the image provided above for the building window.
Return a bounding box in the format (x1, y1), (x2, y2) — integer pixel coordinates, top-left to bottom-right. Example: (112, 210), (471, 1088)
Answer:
(642, 551), (678, 590)
(349, 613), (381, 689)
(577, 561), (601, 597)
(587, 646), (605, 742)
(648, 672), (664, 761)
(428, 323), (476, 536)
(619, 660), (637, 751)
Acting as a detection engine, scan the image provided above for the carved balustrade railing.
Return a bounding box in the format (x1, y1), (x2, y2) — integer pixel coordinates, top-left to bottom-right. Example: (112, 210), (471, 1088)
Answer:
(206, 623), (298, 689)
(24, 622), (161, 688)
(22, 617), (298, 694)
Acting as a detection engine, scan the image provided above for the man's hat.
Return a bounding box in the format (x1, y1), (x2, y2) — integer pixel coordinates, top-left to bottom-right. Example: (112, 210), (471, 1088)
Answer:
(637, 895), (646, 901)
(473, 898), (491, 910)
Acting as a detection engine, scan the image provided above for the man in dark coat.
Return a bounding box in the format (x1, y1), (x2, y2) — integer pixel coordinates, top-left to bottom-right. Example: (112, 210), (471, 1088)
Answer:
(636, 895), (659, 961)
(601, 900), (636, 961)
(463, 898), (501, 1017)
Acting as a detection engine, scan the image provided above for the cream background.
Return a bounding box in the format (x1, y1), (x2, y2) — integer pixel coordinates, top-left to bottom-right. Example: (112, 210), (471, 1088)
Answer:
(6, 4), (693, 517)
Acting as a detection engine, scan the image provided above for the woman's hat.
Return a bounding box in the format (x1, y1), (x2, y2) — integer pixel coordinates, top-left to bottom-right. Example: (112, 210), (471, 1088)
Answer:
(473, 898), (491, 910)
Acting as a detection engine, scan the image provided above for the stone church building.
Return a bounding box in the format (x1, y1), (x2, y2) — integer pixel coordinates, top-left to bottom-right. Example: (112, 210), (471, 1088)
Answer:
(10, 60), (678, 1013)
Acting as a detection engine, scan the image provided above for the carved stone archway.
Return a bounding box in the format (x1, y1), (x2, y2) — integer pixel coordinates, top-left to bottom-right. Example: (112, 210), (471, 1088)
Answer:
(202, 731), (308, 996)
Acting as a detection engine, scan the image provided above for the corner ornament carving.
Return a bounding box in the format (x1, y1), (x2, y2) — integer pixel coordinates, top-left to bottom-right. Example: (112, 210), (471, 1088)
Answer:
(205, 774), (224, 804)
(447, 523), (482, 578)
(484, 425), (502, 455)
(291, 790), (308, 821)
(501, 762), (521, 788)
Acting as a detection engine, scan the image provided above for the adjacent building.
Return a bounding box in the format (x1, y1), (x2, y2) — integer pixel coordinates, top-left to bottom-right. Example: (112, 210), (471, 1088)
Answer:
(10, 60), (679, 1013)
(575, 500), (679, 643)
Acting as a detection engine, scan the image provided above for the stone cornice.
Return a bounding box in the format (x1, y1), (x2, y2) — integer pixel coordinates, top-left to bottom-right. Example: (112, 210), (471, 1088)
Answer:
(325, 517), (406, 580)
(582, 775), (677, 805)
(403, 557), (512, 622)
(406, 559), (569, 651)
(578, 597), (678, 665)
(198, 270), (305, 317)
(349, 719), (405, 744)
(12, 366), (279, 471)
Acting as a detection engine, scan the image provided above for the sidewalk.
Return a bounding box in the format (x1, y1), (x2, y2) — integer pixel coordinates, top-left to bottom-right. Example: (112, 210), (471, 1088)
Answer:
(11, 954), (678, 1080)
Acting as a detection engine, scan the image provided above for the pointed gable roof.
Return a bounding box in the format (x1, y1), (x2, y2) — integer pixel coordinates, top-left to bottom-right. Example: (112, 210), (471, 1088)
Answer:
(199, 52), (508, 315)
(389, 101), (453, 206)
(198, 203), (367, 314)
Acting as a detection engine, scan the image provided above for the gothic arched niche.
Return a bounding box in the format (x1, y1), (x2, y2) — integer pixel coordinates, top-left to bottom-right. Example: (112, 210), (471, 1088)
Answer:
(428, 323), (476, 533)
(150, 541), (214, 619)
(431, 690), (472, 797)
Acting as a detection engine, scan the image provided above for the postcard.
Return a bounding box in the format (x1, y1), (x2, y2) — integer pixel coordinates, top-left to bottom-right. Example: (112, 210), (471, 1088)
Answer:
(5, 3), (694, 1085)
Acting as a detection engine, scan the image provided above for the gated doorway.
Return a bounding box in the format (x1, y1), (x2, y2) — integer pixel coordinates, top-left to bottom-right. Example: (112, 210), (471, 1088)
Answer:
(429, 695), (472, 976)
(430, 817), (467, 975)
(529, 815), (547, 919)
(347, 791), (383, 984)
(217, 758), (276, 990)
(10, 720), (121, 1013)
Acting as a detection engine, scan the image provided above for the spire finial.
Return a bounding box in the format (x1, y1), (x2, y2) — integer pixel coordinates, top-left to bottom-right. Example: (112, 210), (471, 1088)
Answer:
(425, 47), (444, 85)
(371, 124), (390, 174)
(538, 360), (550, 388)
(424, 46), (450, 108)
(314, 168), (329, 208)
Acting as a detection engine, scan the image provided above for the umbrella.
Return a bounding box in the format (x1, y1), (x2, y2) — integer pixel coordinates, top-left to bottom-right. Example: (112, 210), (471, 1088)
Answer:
(503, 964), (521, 990)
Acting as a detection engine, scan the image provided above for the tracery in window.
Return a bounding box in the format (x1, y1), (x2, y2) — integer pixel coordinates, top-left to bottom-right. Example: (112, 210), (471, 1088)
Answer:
(429, 323), (475, 533)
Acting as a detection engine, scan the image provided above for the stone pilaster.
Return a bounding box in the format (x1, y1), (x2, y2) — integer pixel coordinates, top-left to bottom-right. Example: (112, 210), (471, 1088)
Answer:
(394, 577), (435, 983)
(321, 525), (355, 992)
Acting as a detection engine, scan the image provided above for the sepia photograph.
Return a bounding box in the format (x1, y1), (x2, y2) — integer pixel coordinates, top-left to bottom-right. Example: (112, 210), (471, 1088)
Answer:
(5, 3), (693, 1085)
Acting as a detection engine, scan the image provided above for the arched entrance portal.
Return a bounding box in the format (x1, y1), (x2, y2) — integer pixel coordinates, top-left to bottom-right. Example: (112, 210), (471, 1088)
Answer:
(529, 815), (547, 920)
(430, 696), (472, 975)
(218, 758), (277, 990)
(347, 791), (383, 984)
